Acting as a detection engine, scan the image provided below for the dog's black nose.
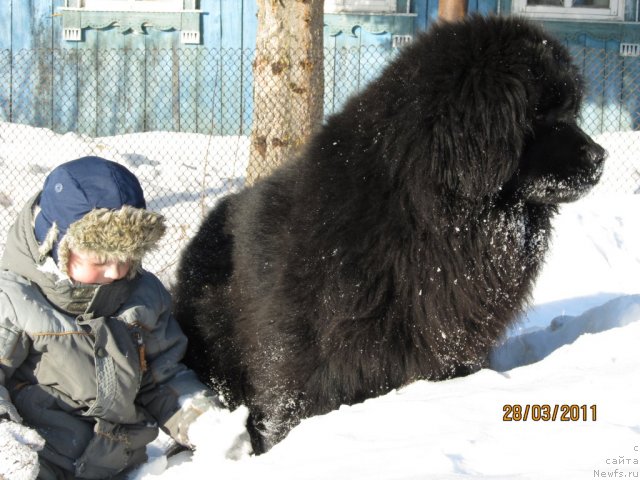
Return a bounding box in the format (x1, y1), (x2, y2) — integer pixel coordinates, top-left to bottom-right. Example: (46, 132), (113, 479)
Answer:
(584, 142), (607, 168)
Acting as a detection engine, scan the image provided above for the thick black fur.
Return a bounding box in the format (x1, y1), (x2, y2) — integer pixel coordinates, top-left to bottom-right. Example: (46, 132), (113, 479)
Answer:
(173, 15), (606, 453)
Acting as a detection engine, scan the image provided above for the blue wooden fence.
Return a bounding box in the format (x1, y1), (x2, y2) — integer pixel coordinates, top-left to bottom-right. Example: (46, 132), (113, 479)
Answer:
(0, 0), (259, 135)
(1, 42), (638, 137)
(0, 1), (638, 135)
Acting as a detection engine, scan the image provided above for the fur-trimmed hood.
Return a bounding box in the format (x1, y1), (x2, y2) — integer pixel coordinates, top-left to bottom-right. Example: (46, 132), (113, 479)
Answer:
(39, 205), (166, 278)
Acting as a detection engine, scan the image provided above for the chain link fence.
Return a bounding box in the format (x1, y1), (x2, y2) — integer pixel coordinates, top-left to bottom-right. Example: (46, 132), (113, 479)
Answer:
(0, 44), (638, 283)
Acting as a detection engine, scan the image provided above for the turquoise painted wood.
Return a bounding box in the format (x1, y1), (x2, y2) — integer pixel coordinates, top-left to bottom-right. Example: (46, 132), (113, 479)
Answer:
(241, 0), (258, 135)
(1, 0), (639, 136)
(0, 50), (9, 120)
(323, 17), (396, 117)
(11, 0), (53, 128)
(0, 4), (11, 50)
(549, 30), (640, 132)
(0, 0), (259, 135)
(218, 0), (252, 135)
(178, 47), (198, 133)
(622, 55), (640, 129)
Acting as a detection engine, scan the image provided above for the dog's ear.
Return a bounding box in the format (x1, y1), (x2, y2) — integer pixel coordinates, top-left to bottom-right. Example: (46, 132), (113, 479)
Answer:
(428, 73), (529, 200)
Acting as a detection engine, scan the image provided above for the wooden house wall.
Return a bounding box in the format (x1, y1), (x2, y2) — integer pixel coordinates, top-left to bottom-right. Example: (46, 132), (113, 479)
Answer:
(525, 17), (640, 132)
(0, 0), (258, 136)
(557, 34), (640, 132)
(326, 0), (640, 131)
(0, 0), (638, 135)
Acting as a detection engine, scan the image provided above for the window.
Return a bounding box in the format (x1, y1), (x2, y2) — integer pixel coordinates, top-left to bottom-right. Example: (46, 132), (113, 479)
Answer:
(512, 0), (624, 20)
(325, 0), (399, 13)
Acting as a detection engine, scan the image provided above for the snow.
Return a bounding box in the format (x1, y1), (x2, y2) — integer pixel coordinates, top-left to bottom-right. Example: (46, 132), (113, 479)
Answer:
(1, 123), (639, 479)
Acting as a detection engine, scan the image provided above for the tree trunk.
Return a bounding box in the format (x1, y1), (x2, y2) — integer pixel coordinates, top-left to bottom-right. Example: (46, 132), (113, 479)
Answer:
(247, 0), (325, 185)
(438, 0), (468, 21)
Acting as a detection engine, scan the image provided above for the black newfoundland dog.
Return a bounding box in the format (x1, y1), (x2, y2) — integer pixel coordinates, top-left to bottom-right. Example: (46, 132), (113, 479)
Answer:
(174, 15), (605, 452)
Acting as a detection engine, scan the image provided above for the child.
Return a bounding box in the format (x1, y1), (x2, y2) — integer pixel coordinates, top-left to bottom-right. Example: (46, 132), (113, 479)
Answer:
(0, 156), (246, 479)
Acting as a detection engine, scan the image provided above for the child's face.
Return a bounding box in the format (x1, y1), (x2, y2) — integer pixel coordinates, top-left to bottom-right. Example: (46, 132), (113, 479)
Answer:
(67, 249), (131, 284)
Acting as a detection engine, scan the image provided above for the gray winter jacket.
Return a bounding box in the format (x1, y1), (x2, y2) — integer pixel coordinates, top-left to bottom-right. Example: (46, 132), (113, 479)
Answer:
(0, 195), (215, 478)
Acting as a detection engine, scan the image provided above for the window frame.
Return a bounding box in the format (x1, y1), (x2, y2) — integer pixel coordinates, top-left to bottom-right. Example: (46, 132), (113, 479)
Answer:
(324, 0), (399, 14)
(511, 0), (625, 21)
(63, 0), (195, 13)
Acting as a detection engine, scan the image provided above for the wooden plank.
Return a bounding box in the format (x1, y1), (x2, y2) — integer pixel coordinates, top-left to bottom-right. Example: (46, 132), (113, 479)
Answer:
(219, 0), (243, 49)
(359, 30), (390, 93)
(601, 40), (624, 132)
(75, 28), (100, 136)
(221, 46), (246, 135)
(10, 49), (38, 126)
(12, 0), (35, 50)
(33, 0), (55, 128)
(198, 47), (223, 135)
(144, 29), (181, 133)
(219, 0), (244, 134)
(323, 33), (349, 116)
(621, 56), (640, 130)
(11, 0), (55, 128)
(202, 0), (223, 46)
(323, 32), (338, 119)
(197, 0), (223, 134)
(178, 47), (200, 133)
(582, 36), (606, 135)
(0, 1), (11, 121)
(567, 39), (595, 135)
(0, 48), (10, 121)
(426, 0), (439, 28)
(51, 0), (79, 133)
(240, 47), (255, 136)
(165, 32), (182, 133)
(476, 0), (498, 15)
(88, 28), (120, 136)
(52, 0), (66, 48)
(0, 2), (11, 50)
(111, 32), (146, 135)
(120, 32), (147, 133)
(330, 30), (363, 116)
(51, 47), (79, 133)
(413, 0), (430, 32)
(240, 0), (258, 135)
(242, 0), (258, 48)
(96, 45), (124, 136)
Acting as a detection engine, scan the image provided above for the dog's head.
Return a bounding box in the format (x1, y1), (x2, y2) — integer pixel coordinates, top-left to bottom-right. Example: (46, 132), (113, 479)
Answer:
(511, 119), (606, 204)
(500, 23), (607, 204)
(400, 15), (606, 203)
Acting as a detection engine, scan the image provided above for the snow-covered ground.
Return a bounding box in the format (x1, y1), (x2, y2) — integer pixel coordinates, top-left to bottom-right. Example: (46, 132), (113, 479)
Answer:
(137, 194), (640, 480)
(1, 123), (639, 479)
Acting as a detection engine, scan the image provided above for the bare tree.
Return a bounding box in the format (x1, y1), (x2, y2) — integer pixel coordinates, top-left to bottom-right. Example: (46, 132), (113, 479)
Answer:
(247, 0), (325, 185)
(438, 0), (468, 21)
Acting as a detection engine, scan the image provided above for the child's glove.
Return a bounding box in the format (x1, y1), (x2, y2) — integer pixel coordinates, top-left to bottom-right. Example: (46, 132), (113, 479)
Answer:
(0, 419), (45, 480)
